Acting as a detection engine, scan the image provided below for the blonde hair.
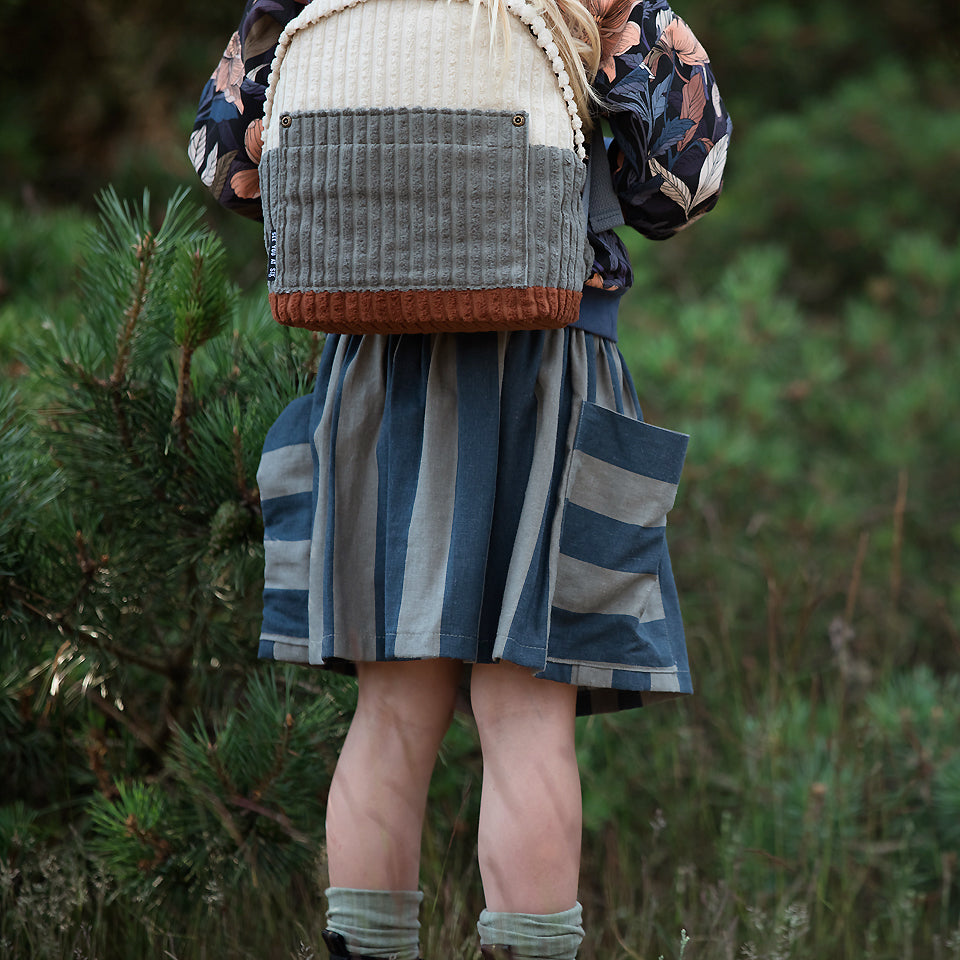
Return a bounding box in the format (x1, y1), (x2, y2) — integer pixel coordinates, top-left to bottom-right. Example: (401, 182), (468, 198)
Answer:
(469, 0), (602, 134)
(536, 0), (602, 122)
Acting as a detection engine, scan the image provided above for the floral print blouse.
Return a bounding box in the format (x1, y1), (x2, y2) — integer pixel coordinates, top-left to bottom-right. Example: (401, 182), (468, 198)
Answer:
(189, 0), (731, 293)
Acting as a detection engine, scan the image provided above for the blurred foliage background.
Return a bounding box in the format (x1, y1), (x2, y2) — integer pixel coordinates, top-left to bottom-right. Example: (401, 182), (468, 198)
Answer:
(1, 0), (960, 958)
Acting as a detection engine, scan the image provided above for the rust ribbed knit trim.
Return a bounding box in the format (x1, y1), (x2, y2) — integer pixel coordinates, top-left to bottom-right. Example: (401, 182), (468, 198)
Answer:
(269, 287), (583, 334)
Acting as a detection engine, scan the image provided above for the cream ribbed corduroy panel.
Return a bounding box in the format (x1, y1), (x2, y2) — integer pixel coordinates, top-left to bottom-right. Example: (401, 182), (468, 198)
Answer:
(263, 0), (575, 153)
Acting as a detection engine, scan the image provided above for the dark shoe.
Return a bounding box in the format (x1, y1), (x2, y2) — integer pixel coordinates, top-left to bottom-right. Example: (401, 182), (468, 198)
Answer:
(480, 948), (515, 960)
(322, 929), (423, 960)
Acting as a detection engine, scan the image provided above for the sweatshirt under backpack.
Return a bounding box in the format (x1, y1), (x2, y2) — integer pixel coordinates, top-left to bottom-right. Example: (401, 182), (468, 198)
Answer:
(260, 0), (594, 335)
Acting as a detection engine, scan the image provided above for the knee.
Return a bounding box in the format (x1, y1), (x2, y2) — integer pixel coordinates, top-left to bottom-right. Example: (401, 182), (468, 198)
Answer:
(354, 660), (460, 745)
(470, 662), (577, 747)
(357, 694), (456, 752)
(470, 661), (529, 729)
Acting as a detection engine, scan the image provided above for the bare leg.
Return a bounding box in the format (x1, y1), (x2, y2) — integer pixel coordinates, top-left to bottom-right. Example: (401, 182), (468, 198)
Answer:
(326, 658), (462, 890)
(471, 661), (581, 914)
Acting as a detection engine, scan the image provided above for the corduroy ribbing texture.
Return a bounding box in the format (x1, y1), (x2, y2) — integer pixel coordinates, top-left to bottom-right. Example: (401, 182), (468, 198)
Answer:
(325, 887), (423, 960)
(477, 903), (585, 960)
(264, 0), (576, 153)
(269, 286), (582, 333)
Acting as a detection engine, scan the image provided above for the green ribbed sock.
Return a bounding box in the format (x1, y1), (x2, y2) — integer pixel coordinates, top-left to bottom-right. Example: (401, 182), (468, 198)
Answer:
(324, 887), (423, 960)
(477, 903), (584, 960)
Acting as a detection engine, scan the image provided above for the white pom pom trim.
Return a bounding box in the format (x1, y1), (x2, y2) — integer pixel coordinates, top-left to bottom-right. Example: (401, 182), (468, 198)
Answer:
(265, 0), (587, 161)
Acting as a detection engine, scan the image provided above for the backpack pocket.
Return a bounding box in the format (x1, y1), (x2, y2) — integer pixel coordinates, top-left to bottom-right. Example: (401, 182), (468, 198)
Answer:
(265, 109), (531, 293)
(547, 400), (689, 679)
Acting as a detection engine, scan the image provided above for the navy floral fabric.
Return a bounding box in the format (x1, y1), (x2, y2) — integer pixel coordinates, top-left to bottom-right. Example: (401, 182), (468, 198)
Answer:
(189, 0), (731, 294)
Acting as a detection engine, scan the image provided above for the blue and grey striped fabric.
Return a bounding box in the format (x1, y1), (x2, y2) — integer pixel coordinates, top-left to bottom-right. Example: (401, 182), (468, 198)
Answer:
(257, 327), (691, 715)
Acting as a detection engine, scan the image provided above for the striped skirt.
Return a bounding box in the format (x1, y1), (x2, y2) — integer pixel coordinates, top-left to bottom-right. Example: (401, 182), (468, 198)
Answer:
(257, 328), (692, 715)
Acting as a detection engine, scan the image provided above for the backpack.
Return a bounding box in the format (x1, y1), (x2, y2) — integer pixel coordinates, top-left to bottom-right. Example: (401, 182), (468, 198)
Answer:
(259, 0), (593, 335)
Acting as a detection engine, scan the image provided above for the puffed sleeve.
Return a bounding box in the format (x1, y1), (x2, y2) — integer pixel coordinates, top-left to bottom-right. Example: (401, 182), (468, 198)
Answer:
(188, 0), (307, 220)
(589, 0), (732, 241)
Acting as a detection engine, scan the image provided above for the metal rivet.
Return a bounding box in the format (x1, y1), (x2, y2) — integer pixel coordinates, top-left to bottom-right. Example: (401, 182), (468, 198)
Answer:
(512, 113), (526, 127)
(280, 114), (292, 128)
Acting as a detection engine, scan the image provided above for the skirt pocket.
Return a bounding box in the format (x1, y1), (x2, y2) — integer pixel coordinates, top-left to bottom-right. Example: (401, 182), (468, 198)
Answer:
(257, 393), (316, 662)
(546, 400), (689, 684)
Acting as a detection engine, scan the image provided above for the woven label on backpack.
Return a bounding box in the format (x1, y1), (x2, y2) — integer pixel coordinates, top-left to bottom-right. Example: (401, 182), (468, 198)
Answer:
(260, 0), (591, 335)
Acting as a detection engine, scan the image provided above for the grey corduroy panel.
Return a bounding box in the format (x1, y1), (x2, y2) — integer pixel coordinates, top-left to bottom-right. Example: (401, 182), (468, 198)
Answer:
(261, 107), (588, 295)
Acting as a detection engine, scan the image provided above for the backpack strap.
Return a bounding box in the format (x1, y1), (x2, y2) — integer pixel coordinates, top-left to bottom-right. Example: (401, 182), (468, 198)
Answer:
(585, 125), (625, 233)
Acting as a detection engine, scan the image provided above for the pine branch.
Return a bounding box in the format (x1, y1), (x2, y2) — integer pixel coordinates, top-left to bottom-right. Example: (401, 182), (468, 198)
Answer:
(85, 687), (162, 756)
(250, 710), (294, 803)
(169, 233), (236, 455)
(226, 794), (310, 845)
(179, 772), (260, 879)
(171, 344), (195, 450)
(108, 230), (158, 466)
(111, 230), (156, 388)
(94, 633), (183, 681)
(7, 577), (182, 679)
(232, 424), (259, 509)
(153, 570), (209, 751)
(4, 528), (102, 625)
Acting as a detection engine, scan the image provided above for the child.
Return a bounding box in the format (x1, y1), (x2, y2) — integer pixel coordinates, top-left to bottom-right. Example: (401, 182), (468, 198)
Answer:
(191, 1), (730, 957)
